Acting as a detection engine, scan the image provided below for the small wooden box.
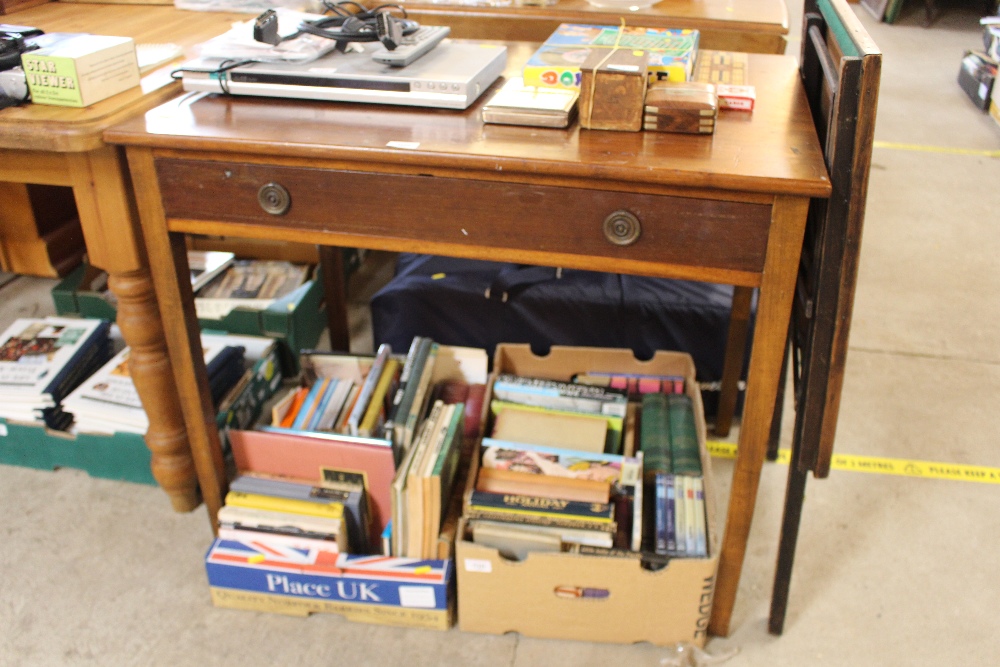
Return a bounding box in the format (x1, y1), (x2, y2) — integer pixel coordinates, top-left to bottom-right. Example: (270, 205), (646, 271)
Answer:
(579, 48), (648, 132)
(644, 81), (718, 134)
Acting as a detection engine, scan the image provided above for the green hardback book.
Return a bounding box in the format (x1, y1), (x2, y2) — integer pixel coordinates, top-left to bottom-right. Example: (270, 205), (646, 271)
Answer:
(639, 393), (671, 480)
(668, 394), (701, 476)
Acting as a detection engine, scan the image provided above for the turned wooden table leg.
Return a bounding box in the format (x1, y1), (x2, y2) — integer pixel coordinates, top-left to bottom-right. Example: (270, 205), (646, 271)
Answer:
(68, 146), (200, 512)
(110, 269), (200, 511)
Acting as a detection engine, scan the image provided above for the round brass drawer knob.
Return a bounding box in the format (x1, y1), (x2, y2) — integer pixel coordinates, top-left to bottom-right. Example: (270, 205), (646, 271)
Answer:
(258, 182), (291, 216)
(603, 210), (641, 246)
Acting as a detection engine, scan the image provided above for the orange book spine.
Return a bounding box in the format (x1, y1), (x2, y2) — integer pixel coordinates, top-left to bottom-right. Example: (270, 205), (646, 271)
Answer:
(279, 387), (310, 428)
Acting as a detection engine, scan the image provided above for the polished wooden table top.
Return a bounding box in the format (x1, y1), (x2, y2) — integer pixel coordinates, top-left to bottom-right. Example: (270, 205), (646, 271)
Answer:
(106, 46), (827, 200)
(0, 3), (244, 152)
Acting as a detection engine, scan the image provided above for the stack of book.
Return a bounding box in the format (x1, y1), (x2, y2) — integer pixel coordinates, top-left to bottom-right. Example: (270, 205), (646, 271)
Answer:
(390, 398), (465, 559)
(261, 336), (487, 558)
(0, 316), (111, 429)
(464, 368), (710, 562)
(271, 343), (399, 439)
(61, 336), (247, 436)
(639, 392), (709, 558)
(464, 374), (639, 559)
(218, 472), (372, 555)
(194, 259), (311, 321)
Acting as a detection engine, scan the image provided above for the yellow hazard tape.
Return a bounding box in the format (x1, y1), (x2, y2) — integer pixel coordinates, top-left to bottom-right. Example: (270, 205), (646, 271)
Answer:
(706, 440), (1000, 484)
(873, 141), (1000, 158)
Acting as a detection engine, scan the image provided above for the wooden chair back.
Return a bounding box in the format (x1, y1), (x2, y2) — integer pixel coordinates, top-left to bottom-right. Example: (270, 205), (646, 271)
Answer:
(789, 0), (881, 477)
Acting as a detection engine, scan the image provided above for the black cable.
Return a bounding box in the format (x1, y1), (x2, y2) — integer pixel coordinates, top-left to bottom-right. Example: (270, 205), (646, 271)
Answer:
(170, 59), (258, 95)
(257, 2), (418, 51)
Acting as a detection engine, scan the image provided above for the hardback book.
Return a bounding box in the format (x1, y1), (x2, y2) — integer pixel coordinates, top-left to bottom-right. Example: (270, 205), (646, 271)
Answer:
(422, 401), (464, 558)
(480, 438), (628, 485)
(464, 489), (616, 533)
(358, 357), (400, 437)
(400, 342), (439, 454)
(490, 399), (627, 454)
(475, 467), (611, 504)
(490, 402), (611, 454)
(639, 392), (671, 480)
(188, 250), (235, 292)
(384, 336), (432, 448)
(224, 491), (345, 521)
(0, 317), (110, 408)
(62, 345), (147, 435)
(481, 76), (579, 128)
(346, 343), (392, 437)
(668, 394), (702, 476)
(522, 24), (700, 90)
(390, 414), (428, 557)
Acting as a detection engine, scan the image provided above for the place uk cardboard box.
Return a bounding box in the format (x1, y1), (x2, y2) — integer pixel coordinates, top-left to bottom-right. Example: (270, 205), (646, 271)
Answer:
(22, 34), (139, 107)
(205, 540), (454, 630)
(455, 344), (719, 646)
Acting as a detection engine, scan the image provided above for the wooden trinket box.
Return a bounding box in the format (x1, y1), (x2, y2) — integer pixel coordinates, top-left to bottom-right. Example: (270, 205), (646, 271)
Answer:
(578, 48), (648, 132)
(644, 81), (719, 134)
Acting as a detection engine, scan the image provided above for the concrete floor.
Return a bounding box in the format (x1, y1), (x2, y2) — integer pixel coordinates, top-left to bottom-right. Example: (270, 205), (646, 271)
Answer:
(3, 2), (1000, 665)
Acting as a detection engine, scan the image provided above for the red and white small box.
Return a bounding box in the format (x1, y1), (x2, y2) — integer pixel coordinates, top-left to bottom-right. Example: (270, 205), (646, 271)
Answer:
(716, 84), (755, 111)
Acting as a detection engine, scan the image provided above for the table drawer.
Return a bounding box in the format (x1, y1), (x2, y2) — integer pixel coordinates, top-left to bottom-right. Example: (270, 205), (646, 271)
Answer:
(157, 159), (771, 274)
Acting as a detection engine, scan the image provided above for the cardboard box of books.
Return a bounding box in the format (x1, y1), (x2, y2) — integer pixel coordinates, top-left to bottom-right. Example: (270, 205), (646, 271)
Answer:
(215, 342), (489, 628)
(195, 260), (324, 375)
(52, 258), (324, 375)
(523, 24), (700, 90)
(205, 539), (453, 629)
(455, 344), (719, 646)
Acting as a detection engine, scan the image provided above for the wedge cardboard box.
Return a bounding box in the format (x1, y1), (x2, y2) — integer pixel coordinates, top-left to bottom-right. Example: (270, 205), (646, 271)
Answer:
(205, 538), (453, 629)
(455, 344), (719, 646)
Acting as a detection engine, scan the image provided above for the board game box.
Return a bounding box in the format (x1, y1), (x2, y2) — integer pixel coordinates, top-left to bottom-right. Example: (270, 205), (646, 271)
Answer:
(523, 24), (699, 90)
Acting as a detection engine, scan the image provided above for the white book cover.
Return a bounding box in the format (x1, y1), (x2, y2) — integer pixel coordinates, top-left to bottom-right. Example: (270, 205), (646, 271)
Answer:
(63, 335), (247, 435)
(0, 317), (107, 405)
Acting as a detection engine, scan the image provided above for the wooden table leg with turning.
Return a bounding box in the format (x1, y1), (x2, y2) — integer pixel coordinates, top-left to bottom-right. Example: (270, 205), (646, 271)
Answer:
(709, 194), (809, 637)
(67, 146), (201, 512)
(0, 147), (200, 512)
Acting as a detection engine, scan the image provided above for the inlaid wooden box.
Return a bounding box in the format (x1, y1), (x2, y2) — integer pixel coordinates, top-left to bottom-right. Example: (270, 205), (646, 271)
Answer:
(578, 48), (648, 132)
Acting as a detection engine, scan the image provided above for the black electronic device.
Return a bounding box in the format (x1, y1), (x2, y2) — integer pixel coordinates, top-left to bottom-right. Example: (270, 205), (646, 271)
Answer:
(252, 3), (419, 53)
(0, 24), (43, 72)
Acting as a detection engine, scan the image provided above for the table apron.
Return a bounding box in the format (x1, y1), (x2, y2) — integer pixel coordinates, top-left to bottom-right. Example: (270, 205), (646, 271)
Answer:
(157, 158), (772, 277)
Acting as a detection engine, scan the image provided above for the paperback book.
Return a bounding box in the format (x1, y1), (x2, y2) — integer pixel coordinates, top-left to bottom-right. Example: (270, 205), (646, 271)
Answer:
(0, 317), (111, 427)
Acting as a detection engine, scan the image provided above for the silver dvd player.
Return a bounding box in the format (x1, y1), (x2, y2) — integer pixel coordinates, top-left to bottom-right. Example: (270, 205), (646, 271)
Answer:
(180, 40), (507, 110)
